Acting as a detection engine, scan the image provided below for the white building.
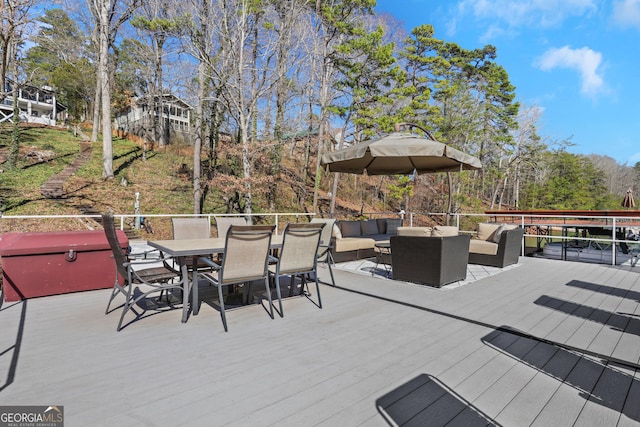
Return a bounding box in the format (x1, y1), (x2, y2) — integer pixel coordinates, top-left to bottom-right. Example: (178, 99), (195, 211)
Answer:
(0, 81), (67, 126)
(114, 94), (192, 144)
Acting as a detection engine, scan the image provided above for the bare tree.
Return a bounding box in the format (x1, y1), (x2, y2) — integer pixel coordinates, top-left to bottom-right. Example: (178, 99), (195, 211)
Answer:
(588, 154), (636, 196)
(87, 0), (140, 179)
(195, 0), (300, 216)
(0, 0), (37, 100)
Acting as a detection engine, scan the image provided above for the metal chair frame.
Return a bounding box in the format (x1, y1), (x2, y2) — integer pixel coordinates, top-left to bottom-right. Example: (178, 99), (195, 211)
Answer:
(310, 218), (337, 287)
(269, 222), (325, 317)
(196, 225), (275, 332)
(102, 213), (182, 331)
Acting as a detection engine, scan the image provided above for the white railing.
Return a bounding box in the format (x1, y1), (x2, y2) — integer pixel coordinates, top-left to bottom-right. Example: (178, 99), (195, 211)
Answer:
(3, 211), (639, 265)
(345, 211), (640, 266)
(0, 212), (316, 236)
(434, 212), (639, 266)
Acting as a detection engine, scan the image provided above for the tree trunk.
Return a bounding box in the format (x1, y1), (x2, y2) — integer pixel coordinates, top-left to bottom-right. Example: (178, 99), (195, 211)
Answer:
(156, 34), (166, 147)
(91, 70), (100, 142)
(7, 68), (20, 168)
(99, 0), (113, 179)
(241, 125), (253, 217)
(312, 60), (332, 214)
(193, 60), (206, 214)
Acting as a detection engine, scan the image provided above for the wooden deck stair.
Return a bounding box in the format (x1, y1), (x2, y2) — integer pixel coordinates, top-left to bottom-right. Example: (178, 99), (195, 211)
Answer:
(40, 142), (92, 199)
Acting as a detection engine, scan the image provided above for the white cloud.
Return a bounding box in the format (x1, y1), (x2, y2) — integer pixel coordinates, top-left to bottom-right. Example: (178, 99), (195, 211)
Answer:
(613, 0), (640, 28)
(458, 0), (597, 28)
(536, 46), (605, 97)
(479, 24), (507, 43)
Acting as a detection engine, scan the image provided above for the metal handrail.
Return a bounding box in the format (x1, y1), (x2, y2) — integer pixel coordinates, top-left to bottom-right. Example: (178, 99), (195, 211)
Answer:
(0, 212), (316, 236)
(3, 211), (638, 265)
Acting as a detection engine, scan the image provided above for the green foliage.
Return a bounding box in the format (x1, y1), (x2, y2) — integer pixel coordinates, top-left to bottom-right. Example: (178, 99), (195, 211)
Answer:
(387, 175), (414, 201)
(23, 9), (94, 121)
(521, 151), (609, 210)
(0, 127), (80, 212)
(331, 24), (397, 137)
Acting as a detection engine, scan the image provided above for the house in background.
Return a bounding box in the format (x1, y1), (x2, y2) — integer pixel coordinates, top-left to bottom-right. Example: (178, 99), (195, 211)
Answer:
(114, 94), (192, 145)
(0, 81), (68, 126)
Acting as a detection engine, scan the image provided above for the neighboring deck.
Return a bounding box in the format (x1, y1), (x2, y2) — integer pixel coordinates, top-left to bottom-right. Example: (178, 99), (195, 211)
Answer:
(1, 256), (640, 426)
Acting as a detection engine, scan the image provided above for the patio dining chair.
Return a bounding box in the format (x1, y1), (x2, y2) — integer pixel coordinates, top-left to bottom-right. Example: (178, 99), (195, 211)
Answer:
(214, 216), (248, 238)
(268, 222), (325, 317)
(171, 217), (215, 270)
(310, 218), (336, 287)
(102, 213), (182, 331)
(196, 225), (276, 332)
(172, 217), (211, 240)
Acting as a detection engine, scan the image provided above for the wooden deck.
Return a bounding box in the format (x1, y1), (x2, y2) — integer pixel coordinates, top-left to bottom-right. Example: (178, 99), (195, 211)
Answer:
(1, 256), (640, 426)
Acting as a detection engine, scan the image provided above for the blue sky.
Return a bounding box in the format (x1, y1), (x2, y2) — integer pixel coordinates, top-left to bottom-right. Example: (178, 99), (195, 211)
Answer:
(375, 0), (640, 166)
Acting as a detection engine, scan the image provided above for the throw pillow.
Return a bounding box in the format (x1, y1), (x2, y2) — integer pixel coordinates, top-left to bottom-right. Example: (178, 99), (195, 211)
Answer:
(361, 219), (379, 235)
(491, 225), (505, 243)
(477, 223), (501, 241)
(340, 220), (362, 237)
(385, 218), (403, 235)
(332, 223), (342, 239)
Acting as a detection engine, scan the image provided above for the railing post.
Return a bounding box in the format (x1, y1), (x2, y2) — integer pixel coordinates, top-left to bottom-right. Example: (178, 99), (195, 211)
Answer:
(520, 215), (525, 256)
(612, 217), (616, 265)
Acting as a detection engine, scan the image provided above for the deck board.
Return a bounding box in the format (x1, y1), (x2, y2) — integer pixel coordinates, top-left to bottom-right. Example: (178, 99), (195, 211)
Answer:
(1, 256), (639, 426)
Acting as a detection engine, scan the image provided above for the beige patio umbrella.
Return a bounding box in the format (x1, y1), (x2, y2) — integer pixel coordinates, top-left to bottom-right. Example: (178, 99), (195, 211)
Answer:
(321, 123), (482, 217)
(622, 188), (635, 209)
(321, 130), (481, 175)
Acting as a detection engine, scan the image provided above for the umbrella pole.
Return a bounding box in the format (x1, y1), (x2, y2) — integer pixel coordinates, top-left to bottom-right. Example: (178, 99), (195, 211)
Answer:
(446, 172), (453, 226)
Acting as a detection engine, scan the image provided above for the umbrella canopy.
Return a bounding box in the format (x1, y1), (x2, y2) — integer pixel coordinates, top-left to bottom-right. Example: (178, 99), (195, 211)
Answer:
(622, 188), (635, 209)
(321, 131), (482, 175)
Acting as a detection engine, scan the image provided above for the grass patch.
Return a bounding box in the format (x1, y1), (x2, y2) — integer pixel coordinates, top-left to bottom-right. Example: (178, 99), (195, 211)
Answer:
(0, 127), (81, 213)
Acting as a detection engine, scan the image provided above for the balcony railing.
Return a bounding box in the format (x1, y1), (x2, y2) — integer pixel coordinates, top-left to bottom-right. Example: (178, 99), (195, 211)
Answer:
(2, 211), (639, 265)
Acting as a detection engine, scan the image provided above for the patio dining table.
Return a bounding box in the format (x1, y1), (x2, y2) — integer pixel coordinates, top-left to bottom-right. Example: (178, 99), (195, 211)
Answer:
(148, 235), (283, 323)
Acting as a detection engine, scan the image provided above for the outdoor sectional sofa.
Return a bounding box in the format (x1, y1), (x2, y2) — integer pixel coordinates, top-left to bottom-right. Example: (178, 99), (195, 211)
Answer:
(330, 218), (403, 263)
(390, 226), (471, 287)
(468, 223), (524, 268)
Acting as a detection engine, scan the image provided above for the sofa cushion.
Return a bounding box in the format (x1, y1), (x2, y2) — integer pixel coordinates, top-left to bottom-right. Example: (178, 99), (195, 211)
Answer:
(491, 224), (505, 243)
(469, 239), (498, 255)
(385, 218), (403, 235)
(357, 237), (376, 250)
(397, 226), (433, 237)
(376, 218), (387, 234)
(432, 226), (459, 237)
(368, 234), (392, 242)
(477, 223), (502, 241)
(361, 219), (379, 235)
(340, 220), (362, 237)
(333, 236), (377, 252)
(334, 238), (361, 252)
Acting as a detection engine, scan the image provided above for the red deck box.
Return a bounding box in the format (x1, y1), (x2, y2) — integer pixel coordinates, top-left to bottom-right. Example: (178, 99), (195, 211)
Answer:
(0, 230), (128, 301)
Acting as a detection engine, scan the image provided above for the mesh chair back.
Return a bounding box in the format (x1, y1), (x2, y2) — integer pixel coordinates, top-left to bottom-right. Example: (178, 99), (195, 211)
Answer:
(310, 218), (335, 261)
(278, 223), (325, 275)
(172, 217), (211, 239)
(215, 216), (248, 238)
(220, 225), (274, 284)
(102, 213), (128, 282)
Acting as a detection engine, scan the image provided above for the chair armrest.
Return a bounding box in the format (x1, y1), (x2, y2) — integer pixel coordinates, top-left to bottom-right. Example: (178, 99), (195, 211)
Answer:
(123, 257), (175, 268)
(199, 257), (221, 270)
